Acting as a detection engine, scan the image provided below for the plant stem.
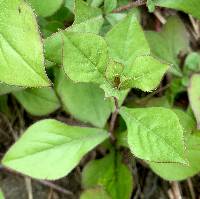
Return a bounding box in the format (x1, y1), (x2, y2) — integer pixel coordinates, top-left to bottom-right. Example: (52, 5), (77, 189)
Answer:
(112, 0), (146, 13)
(109, 97), (119, 142)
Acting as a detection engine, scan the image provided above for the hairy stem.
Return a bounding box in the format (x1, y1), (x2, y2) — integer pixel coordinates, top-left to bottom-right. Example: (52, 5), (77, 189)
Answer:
(109, 97), (119, 142)
(112, 0), (146, 13)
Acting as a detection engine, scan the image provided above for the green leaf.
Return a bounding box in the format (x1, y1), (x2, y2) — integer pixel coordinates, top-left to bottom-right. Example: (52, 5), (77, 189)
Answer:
(120, 107), (187, 164)
(2, 119), (109, 180)
(55, 69), (112, 128)
(119, 55), (169, 91)
(27, 0), (63, 17)
(0, 190), (4, 199)
(0, 0), (50, 87)
(62, 32), (108, 84)
(105, 13), (150, 65)
(104, 0), (117, 13)
(153, 0), (200, 19)
(82, 152), (133, 199)
(146, 16), (189, 76)
(80, 188), (111, 199)
(13, 88), (60, 116)
(0, 84), (21, 96)
(74, 0), (102, 24)
(150, 131), (200, 180)
(188, 74), (200, 129)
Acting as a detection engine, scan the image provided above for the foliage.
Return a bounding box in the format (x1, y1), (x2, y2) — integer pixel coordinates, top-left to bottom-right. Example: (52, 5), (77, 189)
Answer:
(1, 0), (200, 198)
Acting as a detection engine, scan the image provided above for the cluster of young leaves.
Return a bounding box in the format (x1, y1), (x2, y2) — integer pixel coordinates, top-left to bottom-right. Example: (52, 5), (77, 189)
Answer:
(1, 0), (200, 198)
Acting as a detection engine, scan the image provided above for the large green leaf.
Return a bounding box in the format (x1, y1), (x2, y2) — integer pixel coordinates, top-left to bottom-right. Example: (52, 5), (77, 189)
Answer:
(150, 132), (200, 180)
(146, 16), (189, 76)
(188, 74), (200, 129)
(80, 188), (111, 199)
(154, 0), (200, 19)
(82, 152), (133, 199)
(13, 88), (60, 116)
(44, 0), (104, 65)
(105, 13), (150, 65)
(28, 0), (63, 17)
(62, 32), (108, 84)
(0, 0), (50, 87)
(2, 119), (109, 180)
(55, 69), (112, 128)
(119, 55), (169, 91)
(120, 107), (187, 164)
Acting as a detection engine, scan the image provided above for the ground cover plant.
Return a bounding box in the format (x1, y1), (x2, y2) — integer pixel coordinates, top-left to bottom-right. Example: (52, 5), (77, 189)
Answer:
(0, 0), (200, 198)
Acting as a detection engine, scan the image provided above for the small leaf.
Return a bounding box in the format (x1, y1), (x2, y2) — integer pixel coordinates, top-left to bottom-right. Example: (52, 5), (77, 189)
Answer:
(120, 107), (187, 164)
(0, 0), (50, 87)
(188, 74), (200, 129)
(55, 69), (112, 128)
(27, 0), (63, 17)
(13, 88), (60, 116)
(153, 0), (200, 19)
(2, 119), (109, 180)
(80, 188), (111, 199)
(119, 55), (169, 91)
(62, 32), (108, 84)
(82, 152), (133, 199)
(146, 16), (189, 76)
(105, 13), (150, 65)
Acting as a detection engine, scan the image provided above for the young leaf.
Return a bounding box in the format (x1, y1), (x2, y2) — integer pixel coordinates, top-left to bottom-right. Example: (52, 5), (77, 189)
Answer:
(80, 188), (111, 199)
(188, 74), (200, 129)
(27, 0), (63, 17)
(153, 0), (200, 19)
(2, 119), (109, 180)
(119, 55), (169, 91)
(13, 88), (60, 116)
(146, 16), (189, 76)
(105, 13), (150, 65)
(150, 131), (200, 180)
(62, 32), (108, 84)
(120, 107), (187, 164)
(55, 69), (112, 128)
(82, 152), (133, 199)
(0, 0), (50, 87)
